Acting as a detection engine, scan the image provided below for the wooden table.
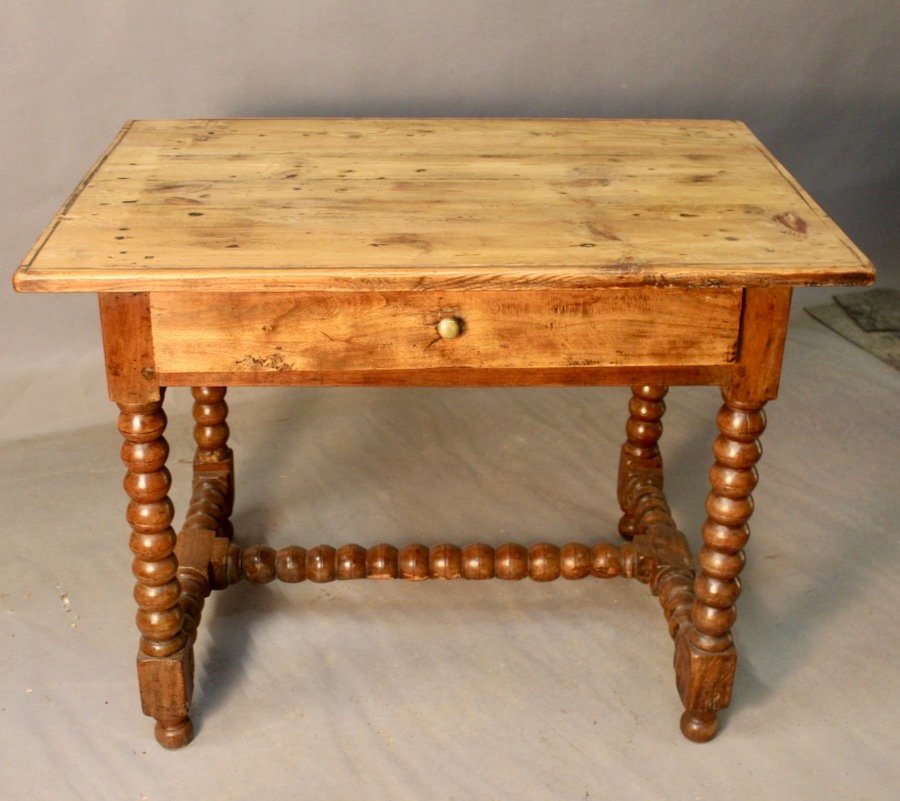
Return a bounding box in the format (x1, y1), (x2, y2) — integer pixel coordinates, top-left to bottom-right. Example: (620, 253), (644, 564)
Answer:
(14, 118), (874, 749)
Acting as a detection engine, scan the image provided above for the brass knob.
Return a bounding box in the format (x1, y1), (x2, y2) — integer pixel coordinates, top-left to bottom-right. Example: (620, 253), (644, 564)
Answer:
(437, 317), (461, 339)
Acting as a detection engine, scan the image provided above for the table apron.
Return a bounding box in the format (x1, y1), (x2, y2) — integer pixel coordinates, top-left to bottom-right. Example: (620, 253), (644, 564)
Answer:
(148, 287), (741, 387)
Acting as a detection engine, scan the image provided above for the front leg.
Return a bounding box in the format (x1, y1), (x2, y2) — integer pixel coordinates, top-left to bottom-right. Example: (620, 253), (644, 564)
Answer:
(675, 393), (765, 742)
(118, 392), (193, 749)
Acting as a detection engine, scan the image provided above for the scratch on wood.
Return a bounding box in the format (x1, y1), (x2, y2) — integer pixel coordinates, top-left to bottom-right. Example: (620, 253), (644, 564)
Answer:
(584, 221), (622, 242)
(562, 177), (611, 188)
(165, 196), (203, 206)
(155, 182), (212, 193)
(234, 353), (295, 371)
(370, 233), (433, 253)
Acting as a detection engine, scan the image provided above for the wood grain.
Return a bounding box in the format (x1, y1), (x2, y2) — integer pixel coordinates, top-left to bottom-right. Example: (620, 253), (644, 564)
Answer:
(14, 118), (875, 293)
(98, 293), (159, 403)
(729, 286), (792, 403)
(155, 364), (731, 389)
(149, 288), (741, 376)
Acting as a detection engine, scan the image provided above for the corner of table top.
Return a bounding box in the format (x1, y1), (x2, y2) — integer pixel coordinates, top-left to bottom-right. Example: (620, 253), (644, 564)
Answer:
(12, 119), (138, 294)
(11, 263), (33, 293)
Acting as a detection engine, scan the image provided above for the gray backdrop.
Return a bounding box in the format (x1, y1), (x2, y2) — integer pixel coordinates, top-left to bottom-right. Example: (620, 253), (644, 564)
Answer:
(2, 0), (897, 440)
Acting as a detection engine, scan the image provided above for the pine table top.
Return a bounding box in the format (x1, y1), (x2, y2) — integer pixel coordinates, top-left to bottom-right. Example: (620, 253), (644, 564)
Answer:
(14, 117), (874, 293)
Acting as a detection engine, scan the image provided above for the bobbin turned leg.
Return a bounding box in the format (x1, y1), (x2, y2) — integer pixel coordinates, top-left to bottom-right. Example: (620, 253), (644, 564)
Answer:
(175, 387), (235, 655)
(118, 392), (193, 749)
(675, 393), (765, 742)
(191, 387), (234, 538)
(618, 385), (668, 539)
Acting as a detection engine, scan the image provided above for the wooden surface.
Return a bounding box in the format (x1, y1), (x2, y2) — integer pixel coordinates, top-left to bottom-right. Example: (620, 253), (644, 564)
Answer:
(14, 118), (874, 293)
(149, 287), (742, 376)
(98, 292), (159, 403)
(729, 286), (793, 403)
(227, 540), (635, 584)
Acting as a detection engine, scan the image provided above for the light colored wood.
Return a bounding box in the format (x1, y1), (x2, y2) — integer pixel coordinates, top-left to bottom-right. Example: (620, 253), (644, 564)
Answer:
(14, 118), (874, 294)
(149, 287), (741, 376)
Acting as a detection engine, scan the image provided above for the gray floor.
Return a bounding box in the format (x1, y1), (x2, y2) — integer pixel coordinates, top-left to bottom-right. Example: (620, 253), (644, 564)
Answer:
(1, 313), (898, 800)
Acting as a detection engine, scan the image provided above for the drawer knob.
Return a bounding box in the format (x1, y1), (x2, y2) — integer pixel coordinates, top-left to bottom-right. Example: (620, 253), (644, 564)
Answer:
(437, 317), (461, 340)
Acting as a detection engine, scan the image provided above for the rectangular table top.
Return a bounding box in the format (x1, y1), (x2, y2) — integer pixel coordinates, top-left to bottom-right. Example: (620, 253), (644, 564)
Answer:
(14, 118), (874, 293)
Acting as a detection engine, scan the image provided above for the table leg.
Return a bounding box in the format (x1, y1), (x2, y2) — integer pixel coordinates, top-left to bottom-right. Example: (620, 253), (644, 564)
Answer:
(118, 391), (193, 749)
(177, 387), (235, 660)
(618, 385), (668, 539)
(190, 387), (234, 539)
(675, 392), (766, 742)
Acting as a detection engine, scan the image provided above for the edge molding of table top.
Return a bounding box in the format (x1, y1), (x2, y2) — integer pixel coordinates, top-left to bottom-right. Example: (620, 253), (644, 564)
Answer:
(13, 117), (874, 294)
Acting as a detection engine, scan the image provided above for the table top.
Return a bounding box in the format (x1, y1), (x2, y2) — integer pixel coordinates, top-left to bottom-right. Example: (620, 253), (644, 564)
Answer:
(14, 118), (874, 293)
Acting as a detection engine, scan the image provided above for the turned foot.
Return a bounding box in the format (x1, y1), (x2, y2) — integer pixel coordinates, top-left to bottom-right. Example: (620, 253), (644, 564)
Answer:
(155, 716), (193, 749)
(680, 710), (718, 743)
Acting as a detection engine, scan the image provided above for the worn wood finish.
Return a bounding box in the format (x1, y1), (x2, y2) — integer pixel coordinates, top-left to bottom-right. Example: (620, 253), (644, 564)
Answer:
(367, 543), (399, 579)
(13, 118), (878, 749)
(307, 544), (337, 583)
(399, 543), (430, 581)
(150, 288), (741, 376)
(15, 119), (873, 293)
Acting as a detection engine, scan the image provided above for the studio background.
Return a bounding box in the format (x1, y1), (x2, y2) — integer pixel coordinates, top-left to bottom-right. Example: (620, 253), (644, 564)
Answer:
(1, 3), (898, 800)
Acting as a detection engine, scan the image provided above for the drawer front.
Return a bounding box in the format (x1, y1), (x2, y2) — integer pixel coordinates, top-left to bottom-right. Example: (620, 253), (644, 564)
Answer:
(150, 288), (741, 375)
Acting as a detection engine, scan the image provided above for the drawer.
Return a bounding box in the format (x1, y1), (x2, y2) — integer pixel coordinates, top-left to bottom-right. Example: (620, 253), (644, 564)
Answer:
(150, 288), (741, 376)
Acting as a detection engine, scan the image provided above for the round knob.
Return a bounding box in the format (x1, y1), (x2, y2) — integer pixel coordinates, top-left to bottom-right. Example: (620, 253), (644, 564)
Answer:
(437, 317), (461, 340)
